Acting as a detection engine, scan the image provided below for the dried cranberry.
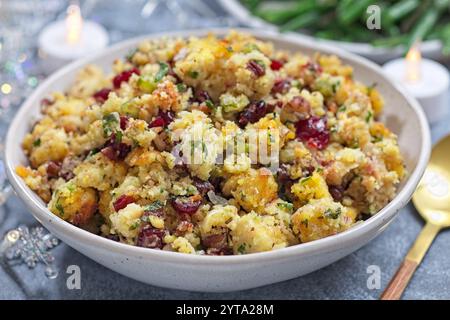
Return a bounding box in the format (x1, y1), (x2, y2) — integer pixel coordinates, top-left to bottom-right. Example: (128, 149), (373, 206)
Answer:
(296, 116), (329, 150)
(149, 116), (165, 128)
(113, 68), (140, 89)
(113, 195), (135, 211)
(150, 110), (175, 128)
(192, 178), (214, 196)
(329, 185), (344, 202)
(270, 59), (284, 71)
(247, 60), (265, 77)
(172, 197), (202, 215)
(136, 225), (165, 249)
(271, 79), (291, 95)
(101, 146), (117, 161)
(93, 88), (112, 103)
(194, 90), (212, 103)
(238, 100), (267, 128)
(117, 143), (132, 160)
(104, 132), (116, 145)
(119, 116), (129, 130)
(101, 133), (132, 161)
(159, 110), (175, 125)
(46, 161), (61, 178)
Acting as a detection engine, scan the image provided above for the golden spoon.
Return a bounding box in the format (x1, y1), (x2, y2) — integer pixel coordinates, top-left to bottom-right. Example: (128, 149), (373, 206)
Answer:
(381, 135), (450, 300)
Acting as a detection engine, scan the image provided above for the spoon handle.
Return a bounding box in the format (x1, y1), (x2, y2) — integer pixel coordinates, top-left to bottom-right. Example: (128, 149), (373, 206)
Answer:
(380, 222), (441, 300)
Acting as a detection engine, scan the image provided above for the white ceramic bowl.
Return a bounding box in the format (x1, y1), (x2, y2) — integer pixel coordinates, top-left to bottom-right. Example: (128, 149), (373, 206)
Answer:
(5, 28), (430, 292)
(219, 0), (443, 64)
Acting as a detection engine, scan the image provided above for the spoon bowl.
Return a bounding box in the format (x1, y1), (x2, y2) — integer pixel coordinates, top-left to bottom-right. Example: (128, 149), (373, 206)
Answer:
(413, 136), (450, 227)
(382, 134), (450, 300)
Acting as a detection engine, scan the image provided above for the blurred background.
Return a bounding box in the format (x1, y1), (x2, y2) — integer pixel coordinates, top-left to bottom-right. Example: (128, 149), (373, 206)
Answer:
(0, 0), (238, 137)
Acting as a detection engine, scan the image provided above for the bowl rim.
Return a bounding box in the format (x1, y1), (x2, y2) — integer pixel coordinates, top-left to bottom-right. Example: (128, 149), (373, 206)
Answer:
(5, 27), (431, 265)
(218, 0), (442, 57)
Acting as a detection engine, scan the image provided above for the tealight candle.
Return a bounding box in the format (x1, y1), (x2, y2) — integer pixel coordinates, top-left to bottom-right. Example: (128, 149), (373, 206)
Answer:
(383, 45), (449, 124)
(38, 4), (109, 74)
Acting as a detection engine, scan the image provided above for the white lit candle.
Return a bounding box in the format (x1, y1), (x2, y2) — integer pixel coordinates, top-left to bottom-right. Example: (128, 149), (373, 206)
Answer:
(38, 4), (109, 74)
(383, 44), (449, 124)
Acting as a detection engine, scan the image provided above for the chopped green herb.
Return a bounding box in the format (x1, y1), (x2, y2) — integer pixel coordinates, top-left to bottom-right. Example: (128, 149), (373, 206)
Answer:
(186, 185), (197, 195)
(144, 200), (164, 212)
(129, 220), (141, 231)
(324, 207), (342, 219)
(237, 243), (247, 254)
(131, 138), (140, 147)
(331, 80), (340, 93)
(176, 83), (187, 92)
(102, 113), (118, 137)
(277, 202), (294, 213)
(115, 130), (123, 143)
(55, 202), (64, 217)
(291, 79), (301, 89)
(371, 136), (383, 143)
(33, 138), (41, 147)
(155, 62), (169, 82)
(188, 70), (199, 79)
(242, 43), (260, 53)
(350, 139), (359, 149)
(126, 49), (138, 62)
(365, 111), (373, 123)
(338, 105), (347, 113)
(330, 125), (338, 133)
(301, 219), (309, 228)
(253, 59), (266, 70)
(205, 100), (215, 110)
(66, 184), (76, 192)
(87, 148), (100, 157)
(300, 176), (312, 184)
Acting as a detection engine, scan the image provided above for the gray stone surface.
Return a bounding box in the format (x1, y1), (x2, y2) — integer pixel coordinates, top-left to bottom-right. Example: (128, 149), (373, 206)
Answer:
(0, 0), (450, 300)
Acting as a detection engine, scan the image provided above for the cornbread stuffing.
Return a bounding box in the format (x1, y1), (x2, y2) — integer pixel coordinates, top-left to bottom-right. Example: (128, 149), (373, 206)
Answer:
(18, 31), (405, 255)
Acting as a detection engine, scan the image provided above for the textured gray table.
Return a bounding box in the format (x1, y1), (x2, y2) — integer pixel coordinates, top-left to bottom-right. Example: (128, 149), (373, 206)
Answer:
(1, 0), (450, 300)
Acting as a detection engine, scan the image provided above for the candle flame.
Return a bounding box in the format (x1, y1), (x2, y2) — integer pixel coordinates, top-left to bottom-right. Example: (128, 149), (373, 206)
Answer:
(66, 4), (83, 45)
(405, 43), (421, 83)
